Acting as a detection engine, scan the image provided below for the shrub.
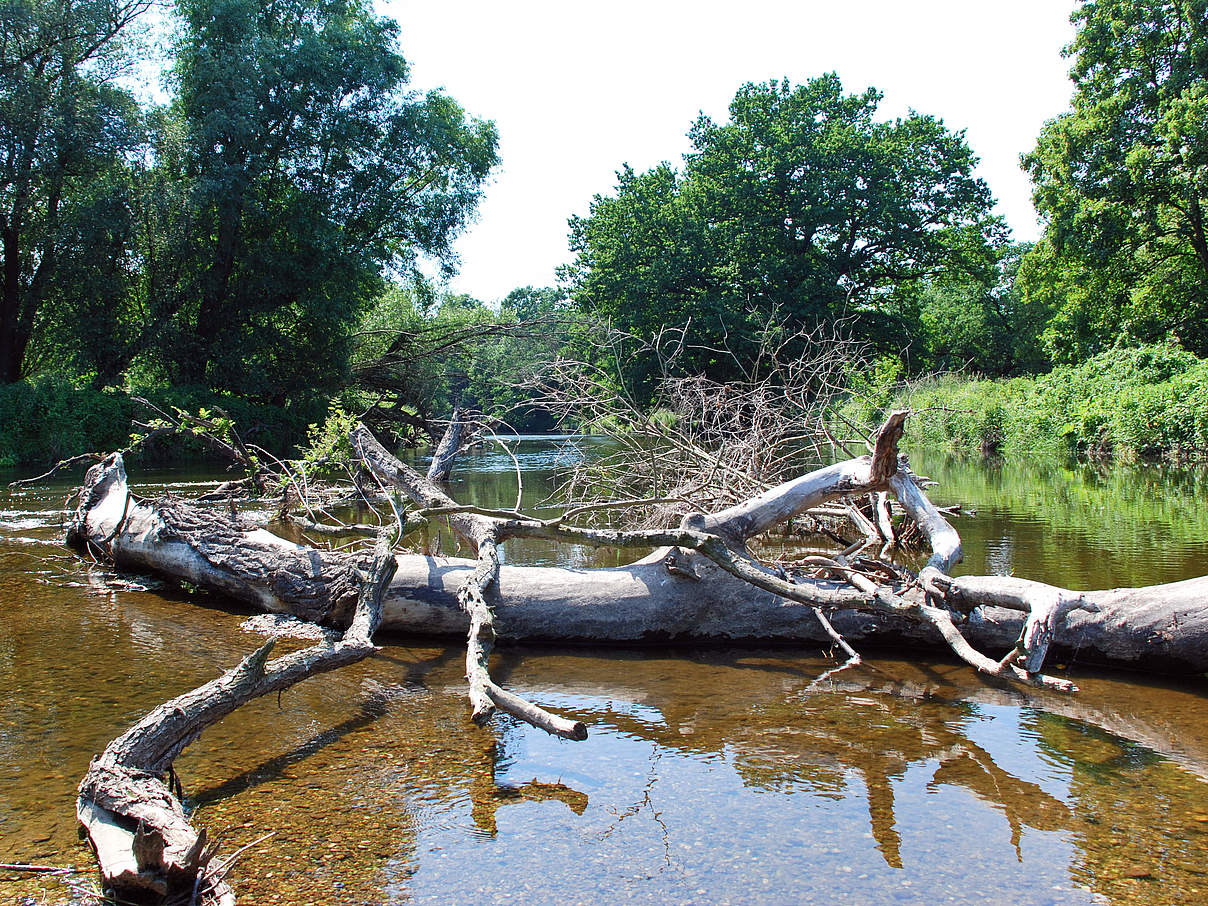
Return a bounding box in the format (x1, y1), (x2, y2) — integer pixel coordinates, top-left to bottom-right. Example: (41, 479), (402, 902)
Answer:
(843, 344), (1208, 461)
(0, 376), (328, 468)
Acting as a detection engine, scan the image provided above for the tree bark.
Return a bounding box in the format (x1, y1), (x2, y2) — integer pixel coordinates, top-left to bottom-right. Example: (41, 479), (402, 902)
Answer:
(74, 519), (396, 903)
(426, 407), (463, 481)
(1, 214), (23, 383)
(69, 434), (1208, 675)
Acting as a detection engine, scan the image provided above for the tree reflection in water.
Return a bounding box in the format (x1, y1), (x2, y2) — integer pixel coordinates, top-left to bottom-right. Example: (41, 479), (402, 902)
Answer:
(171, 646), (1207, 904)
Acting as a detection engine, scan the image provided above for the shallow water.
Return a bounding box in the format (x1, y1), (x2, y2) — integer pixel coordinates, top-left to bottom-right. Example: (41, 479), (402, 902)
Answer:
(1, 443), (1207, 905)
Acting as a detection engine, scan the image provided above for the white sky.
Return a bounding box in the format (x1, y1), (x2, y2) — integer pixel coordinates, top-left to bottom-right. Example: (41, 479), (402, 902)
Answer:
(380, 1), (1078, 304)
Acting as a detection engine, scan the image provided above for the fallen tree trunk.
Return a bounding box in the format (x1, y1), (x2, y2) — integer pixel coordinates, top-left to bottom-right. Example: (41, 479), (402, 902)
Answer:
(69, 427), (1208, 674)
(72, 491), (398, 903)
(64, 417), (1208, 902)
(426, 407), (463, 481)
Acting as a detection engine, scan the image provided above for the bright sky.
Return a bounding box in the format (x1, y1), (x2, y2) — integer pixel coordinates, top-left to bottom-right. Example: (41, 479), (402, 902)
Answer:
(380, 1), (1078, 304)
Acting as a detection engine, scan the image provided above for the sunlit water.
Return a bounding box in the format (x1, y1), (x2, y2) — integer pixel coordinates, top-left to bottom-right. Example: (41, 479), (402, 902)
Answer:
(2, 441), (1207, 905)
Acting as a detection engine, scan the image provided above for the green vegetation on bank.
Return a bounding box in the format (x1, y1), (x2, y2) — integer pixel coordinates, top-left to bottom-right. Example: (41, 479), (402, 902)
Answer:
(0, 376), (328, 469)
(565, 74), (1010, 395)
(1, 0), (498, 454)
(0, 282), (588, 468)
(844, 345), (1208, 461)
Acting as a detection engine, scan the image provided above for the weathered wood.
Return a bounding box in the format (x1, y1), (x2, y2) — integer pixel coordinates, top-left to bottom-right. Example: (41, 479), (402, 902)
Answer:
(426, 407), (464, 481)
(352, 424), (588, 738)
(703, 456), (887, 542)
(873, 491), (895, 546)
(351, 423), (493, 548)
(67, 454), (363, 624)
(888, 467), (962, 577)
(67, 444), (1208, 674)
(73, 481), (398, 903)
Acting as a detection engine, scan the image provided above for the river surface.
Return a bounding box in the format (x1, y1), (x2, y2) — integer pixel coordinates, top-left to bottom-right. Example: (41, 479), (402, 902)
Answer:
(2, 440), (1208, 905)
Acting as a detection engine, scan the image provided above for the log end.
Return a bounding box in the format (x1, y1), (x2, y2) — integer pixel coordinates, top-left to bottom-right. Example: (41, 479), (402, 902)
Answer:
(66, 452), (128, 549)
(77, 799), (170, 897)
(562, 721), (589, 742)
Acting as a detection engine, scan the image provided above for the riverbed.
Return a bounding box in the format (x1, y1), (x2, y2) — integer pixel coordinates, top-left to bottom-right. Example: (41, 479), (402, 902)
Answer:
(2, 440), (1207, 904)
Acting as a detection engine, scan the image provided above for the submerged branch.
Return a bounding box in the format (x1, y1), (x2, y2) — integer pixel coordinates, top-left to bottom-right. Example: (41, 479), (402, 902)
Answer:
(353, 422), (590, 739)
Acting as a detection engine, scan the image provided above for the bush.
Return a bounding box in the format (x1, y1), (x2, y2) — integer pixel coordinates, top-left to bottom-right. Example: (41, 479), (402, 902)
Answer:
(844, 344), (1208, 461)
(0, 376), (131, 467)
(0, 376), (328, 468)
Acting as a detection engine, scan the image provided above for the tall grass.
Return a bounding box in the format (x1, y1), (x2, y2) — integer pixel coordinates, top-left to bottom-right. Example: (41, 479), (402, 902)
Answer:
(843, 345), (1208, 461)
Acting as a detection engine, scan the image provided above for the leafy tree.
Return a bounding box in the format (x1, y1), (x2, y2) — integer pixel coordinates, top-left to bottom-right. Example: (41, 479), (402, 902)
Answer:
(128, 0), (498, 401)
(910, 242), (1052, 376)
(1025, 0), (1208, 356)
(567, 75), (1004, 388)
(350, 283), (587, 436)
(502, 284), (570, 321)
(25, 159), (141, 383)
(0, 0), (148, 383)
(351, 285), (522, 436)
(1015, 234), (1135, 365)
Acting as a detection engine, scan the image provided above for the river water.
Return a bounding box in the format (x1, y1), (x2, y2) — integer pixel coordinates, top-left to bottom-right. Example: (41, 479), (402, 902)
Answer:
(2, 440), (1208, 905)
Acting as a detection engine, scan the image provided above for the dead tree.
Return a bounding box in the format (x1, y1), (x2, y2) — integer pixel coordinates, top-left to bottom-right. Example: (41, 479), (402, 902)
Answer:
(426, 406), (463, 481)
(65, 415), (1208, 903)
(529, 321), (869, 523)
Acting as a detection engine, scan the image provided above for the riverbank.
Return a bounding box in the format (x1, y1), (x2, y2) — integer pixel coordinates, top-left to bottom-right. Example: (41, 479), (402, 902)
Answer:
(10, 342), (1208, 470)
(846, 344), (1208, 461)
(0, 375), (328, 468)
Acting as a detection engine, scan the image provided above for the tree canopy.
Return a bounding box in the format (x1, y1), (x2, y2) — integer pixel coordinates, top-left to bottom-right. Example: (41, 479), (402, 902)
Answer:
(0, 0), (149, 384)
(1024, 0), (1208, 360)
(151, 0), (498, 399)
(566, 75), (1005, 386)
(10, 1), (1208, 464)
(0, 0), (499, 403)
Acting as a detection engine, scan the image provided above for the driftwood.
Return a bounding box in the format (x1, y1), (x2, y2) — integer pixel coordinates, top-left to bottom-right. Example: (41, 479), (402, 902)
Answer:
(65, 415), (1208, 902)
(68, 461), (399, 903)
(426, 406), (463, 481)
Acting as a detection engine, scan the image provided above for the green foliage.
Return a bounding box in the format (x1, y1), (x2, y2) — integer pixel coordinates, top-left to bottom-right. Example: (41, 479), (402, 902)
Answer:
(351, 283), (589, 435)
(567, 75), (1005, 392)
(125, 0), (500, 400)
(0, 0), (148, 383)
(902, 243), (1052, 376)
(861, 345), (1208, 460)
(502, 285), (571, 321)
(297, 406), (360, 480)
(887, 374), (1034, 455)
(2, 0), (499, 418)
(0, 375), (129, 466)
(0, 0), (508, 470)
(844, 356), (904, 425)
(0, 376), (326, 467)
(1025, 0), (1208, 357)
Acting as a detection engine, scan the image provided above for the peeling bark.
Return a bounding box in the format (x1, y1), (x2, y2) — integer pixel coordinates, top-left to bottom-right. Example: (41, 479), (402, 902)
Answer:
(72, 463), (397, 903)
